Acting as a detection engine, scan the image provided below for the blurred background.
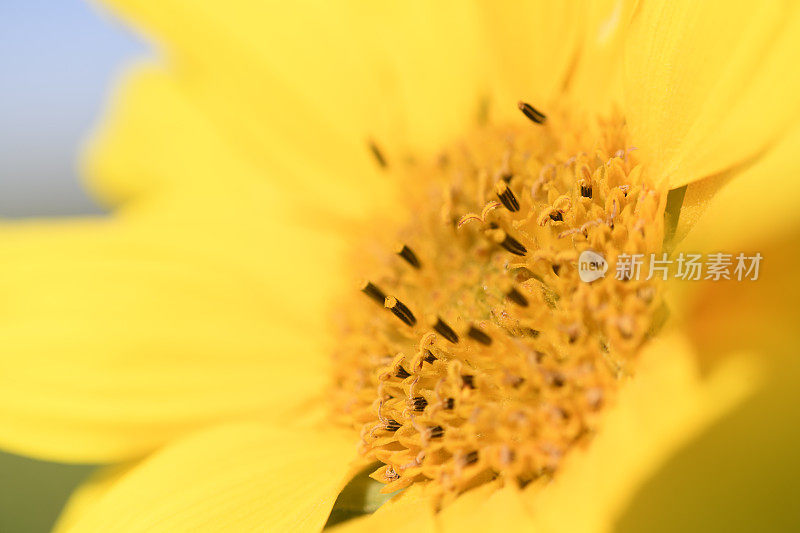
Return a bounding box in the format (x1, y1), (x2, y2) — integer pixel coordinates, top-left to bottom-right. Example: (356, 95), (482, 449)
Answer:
(0, 1), (146, 530)
(0, 0), (147, 218)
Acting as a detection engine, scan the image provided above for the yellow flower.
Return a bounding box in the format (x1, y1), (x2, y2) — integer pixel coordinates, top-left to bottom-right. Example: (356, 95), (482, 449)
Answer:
(2, 0), (799, 531)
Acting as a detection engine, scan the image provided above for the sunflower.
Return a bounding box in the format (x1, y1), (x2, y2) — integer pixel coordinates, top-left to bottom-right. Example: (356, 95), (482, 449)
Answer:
(2, 0), (800, 531)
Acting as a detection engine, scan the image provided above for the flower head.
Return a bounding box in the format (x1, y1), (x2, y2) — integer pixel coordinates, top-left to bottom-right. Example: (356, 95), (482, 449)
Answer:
(335, 105), (667, 501)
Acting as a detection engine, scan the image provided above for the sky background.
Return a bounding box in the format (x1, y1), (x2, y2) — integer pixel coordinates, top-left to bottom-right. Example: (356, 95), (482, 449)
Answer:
(0, 0), (149, 217)
(0, 1), (147, 531)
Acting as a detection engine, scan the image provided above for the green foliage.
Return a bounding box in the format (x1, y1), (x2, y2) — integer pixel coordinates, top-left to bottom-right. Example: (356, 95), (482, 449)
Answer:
(0, 452), (95, 533)
(324, 463), (396, 528)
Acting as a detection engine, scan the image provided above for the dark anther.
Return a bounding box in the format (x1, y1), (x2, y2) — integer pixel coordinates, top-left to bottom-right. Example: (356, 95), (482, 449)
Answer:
(462, 375), (476, 389)
(549, 211), (563, 222)
(368, 140), (387, 169)
(522, 327), (540, 338)
(501, 234), (527, 256)
(396, 244), (421, 269)
(510, 376), (526, 389)
(384, 296), (417, 326)
(464, 451), (479, 465)
(395, 366), (411, 379)
(517, 101), (547, 124)
(429, 425), (445, 439)
(495, 230), (527, 256)
(551, 373), (565, 388)
(361, 281), (386, 305)
(580, 184), (593, 198)
(552, 264), (561, 276)
(423, 351), (437, 364)
(434, 317), (459, 344)
(501, 173), (514, 183)
(495, 182), (520, 212)
(443, 398), (455, 410)
(410, 396), (428, 411)
(468, 326), (492, 346)
(506, 286), (529, 307)
(385, 419), (401, 432)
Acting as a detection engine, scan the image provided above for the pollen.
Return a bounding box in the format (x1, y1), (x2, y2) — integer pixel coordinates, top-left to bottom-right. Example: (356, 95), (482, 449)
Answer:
(332, 104), (668, 503)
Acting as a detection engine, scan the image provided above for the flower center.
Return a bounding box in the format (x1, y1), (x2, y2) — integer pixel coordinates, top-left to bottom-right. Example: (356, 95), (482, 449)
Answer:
(332, 103), (668, 502)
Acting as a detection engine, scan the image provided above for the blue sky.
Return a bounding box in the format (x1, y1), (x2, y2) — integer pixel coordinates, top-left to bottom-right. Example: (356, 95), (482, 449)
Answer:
(0, 0), (149, 216)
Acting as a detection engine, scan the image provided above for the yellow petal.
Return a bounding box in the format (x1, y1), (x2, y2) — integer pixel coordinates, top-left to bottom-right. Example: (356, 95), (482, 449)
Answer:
(61, 422), (361, 532)
(680, 231), (800, 373)
(624, 1), (800, 187)
(675, 119), (800, 252)
(475, 0), (582, 119)
(91, 1), (492, 208)
(91, 0), (631, 220)
(54, 464), (134, 533)
(617, 314), (800, 533)
(439, 483), (537, 531)
(567, 0), (637, 112)
(518, 332), (757, 532)
(617, 365), (800, 532)
(84, 63), (261, 207)
(86, 62), (394, 224)
(0, 204), (345, 462)
(346, 2), (490, 153)
(656, 239), (800, 529)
